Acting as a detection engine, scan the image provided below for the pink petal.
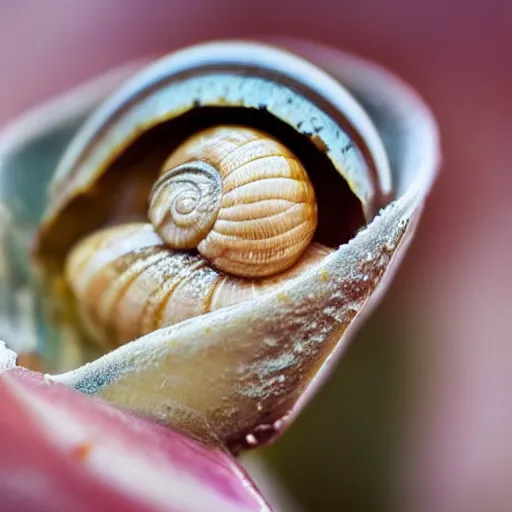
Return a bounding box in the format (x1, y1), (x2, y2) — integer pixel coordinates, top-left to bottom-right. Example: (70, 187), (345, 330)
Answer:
(0, 367), (270, 512)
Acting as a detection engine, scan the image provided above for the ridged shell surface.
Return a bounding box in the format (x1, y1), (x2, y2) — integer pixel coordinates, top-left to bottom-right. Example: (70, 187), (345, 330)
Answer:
(65, 223), (331, 346)
(149, 125), (318, 278)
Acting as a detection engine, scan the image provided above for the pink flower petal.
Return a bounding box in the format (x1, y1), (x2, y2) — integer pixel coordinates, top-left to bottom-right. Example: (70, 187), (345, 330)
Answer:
(0, 367), (270, 512)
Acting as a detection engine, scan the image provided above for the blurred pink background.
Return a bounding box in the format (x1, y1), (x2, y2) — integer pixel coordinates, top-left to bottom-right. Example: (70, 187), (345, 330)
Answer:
(1, 1), (511, 511)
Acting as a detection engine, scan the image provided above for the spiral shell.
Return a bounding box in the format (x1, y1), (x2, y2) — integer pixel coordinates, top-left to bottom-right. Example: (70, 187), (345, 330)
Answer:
(32, 41), (389, 351)
(64, 124), (322, 345)
(65, 222), (331, 347)
(148, 125), (318, 278)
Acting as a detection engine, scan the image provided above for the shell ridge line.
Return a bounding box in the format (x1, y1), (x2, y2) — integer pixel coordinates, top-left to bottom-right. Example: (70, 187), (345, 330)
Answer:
(217, 199), (299, 221)
(201, 271), (223, 315)
(213, 204), (307, 233)
(100, 250), (169, 334)
(221, 158), (302, 192)
(133, 252), (201, 335)
(208, 219), (311, 244)
(153, 266), (222, 329)
(141, 256), (208, 333)
(210, 237), (315, 269)
(220, 152), (293, 182)
(80, 245), (164, 309)
(214, 134), (271, 178)
(220, 193), (308, 207)
(222, 176), (307, 197)
(151, 261), (217, 331)
(69, 224), (157, 290)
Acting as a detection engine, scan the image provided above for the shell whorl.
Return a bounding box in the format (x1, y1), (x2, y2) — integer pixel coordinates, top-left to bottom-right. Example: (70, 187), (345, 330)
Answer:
(149, 160), (222, 249)
(64, 124), (325, 347)
(65, 223), (331, 347)
(148, 125), (318, 278)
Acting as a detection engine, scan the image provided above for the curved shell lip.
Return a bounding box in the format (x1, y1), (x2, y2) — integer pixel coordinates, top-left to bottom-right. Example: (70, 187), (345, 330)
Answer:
(283, 38), (441, 199)
(267, 38), (442, 438)
(39, 40), (392, 246)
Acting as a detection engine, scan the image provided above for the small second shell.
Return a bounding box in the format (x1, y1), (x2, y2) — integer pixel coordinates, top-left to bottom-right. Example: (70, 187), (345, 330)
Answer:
(149, 125), (318, 278)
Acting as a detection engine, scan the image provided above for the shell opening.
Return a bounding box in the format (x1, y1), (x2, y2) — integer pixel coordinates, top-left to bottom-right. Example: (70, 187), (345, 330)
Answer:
(35, 107), (367, 269)
(37, 107), (370, 350)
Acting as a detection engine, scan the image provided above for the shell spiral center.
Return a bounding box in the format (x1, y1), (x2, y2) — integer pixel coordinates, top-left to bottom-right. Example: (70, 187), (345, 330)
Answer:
(149, 161), (222, 249)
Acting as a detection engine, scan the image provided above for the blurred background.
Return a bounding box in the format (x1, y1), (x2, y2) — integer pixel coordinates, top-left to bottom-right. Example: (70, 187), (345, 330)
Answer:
(0, 1), (511, 511)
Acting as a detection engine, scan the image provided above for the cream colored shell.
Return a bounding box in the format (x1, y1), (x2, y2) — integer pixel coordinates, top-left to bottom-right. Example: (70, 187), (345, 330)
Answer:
(148, 125), (318, 278)
(65, 223), (331, 347)
(64, 124), (325, 347)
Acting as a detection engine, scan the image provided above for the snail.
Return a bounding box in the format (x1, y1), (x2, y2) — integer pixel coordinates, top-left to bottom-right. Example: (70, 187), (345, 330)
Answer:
(19, 40), (438, 449)
(34, 41), (392, 350)
(64, 124), (330, 346)
(147, 125), (318, 277)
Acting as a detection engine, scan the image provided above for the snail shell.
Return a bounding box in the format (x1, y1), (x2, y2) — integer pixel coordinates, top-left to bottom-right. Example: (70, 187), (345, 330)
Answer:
(66, 124), (324, 346)
(17, 40), (440, 450)
(149, 125), (318, 278)
(36, 42), (392, 263)
(34, 41), (393, 349)
(66, 223), (330, 347)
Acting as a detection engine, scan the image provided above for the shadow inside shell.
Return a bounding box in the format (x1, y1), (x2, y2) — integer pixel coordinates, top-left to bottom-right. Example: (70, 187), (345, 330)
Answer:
(28, 106), (368, 373)
(36, 106), (366, 269)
